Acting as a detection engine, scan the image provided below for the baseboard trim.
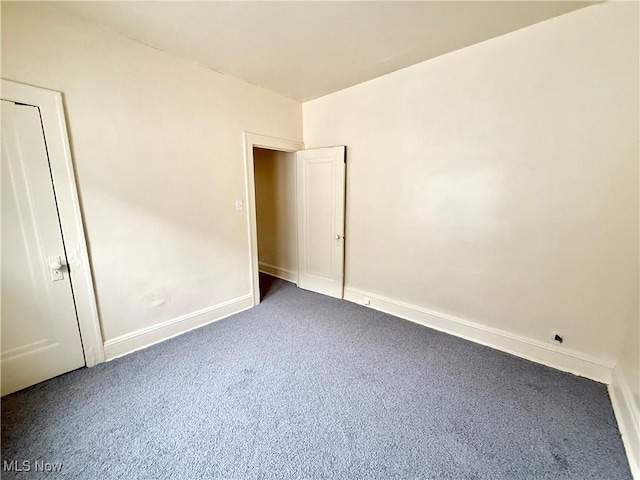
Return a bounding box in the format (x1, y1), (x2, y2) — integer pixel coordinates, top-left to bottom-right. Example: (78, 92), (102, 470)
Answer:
(259, 262), (297, 284)
(343, 286), (613, 384)
(609, 365), (640, 479)
(103, 294), (254, 360)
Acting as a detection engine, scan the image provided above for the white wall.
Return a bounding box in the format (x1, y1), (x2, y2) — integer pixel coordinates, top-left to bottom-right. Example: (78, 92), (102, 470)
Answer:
(1, 3), (302, 345)
(254, 148), (297, 276)
(303, 2), (639, 370)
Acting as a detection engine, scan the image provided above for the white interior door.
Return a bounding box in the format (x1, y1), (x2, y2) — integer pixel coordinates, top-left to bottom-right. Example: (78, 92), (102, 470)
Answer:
(296, 146), (346, 298)
(1, 100), (85, 396)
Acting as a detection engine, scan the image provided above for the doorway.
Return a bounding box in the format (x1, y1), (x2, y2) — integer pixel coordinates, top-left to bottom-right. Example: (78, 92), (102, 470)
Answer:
(253, 147), (298, 300)
(243, 133), (346, 305)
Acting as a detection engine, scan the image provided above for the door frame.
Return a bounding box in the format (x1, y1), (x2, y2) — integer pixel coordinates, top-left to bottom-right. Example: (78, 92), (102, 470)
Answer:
(2, 79), (105, 366)
(242, 132), (304, 306)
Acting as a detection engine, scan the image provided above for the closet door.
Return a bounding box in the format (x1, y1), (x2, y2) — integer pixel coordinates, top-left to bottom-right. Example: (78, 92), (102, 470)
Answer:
(1, 100), (85, 396)
(296, 146), (346, 299)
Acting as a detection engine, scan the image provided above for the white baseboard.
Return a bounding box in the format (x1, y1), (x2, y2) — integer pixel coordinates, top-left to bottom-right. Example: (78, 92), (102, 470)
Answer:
(103, 294), (254, 360)
(609, 365), (640, 479)
(259, 262), (298, 284)
(343, 286), (613, 384)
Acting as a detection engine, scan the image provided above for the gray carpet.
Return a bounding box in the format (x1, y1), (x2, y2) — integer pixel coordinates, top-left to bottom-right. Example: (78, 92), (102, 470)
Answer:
(1, 275), (631, 479)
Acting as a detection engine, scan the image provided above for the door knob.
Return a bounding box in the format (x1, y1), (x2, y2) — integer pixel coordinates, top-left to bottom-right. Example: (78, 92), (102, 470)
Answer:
(335, 234), (341, 240)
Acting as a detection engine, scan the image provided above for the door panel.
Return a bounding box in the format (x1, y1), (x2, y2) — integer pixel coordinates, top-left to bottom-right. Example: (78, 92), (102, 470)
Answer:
(1, 100), (85, 396)
(296, 146), (346, 298)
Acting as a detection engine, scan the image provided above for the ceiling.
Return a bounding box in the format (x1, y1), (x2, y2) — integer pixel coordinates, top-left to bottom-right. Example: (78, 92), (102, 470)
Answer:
(54, 1), (596, 102)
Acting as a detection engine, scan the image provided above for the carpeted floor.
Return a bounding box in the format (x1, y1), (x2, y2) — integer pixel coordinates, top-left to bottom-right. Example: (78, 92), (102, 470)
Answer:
(1, 275), (632, 479)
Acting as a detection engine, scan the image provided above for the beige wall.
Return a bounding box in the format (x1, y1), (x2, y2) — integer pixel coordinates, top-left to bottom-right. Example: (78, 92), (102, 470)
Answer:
(1, 2), (302, 341)
(303, 2), (639, 367)
(253, 148), (297, 274)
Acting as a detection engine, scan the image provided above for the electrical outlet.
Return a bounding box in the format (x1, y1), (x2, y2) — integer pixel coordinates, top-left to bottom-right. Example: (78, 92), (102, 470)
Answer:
(235, 200), (243, 211)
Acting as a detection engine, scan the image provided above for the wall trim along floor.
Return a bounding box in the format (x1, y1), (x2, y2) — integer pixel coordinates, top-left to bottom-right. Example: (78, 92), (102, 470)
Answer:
(258, 262), (298, 284)
(343, 286), (613, 384)
(609, 365), (640, 479)
(103, 294), (254, 360)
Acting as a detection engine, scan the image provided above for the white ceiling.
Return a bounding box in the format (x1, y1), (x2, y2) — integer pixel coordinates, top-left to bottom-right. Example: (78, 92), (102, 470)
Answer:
(54, 1), (595, 102)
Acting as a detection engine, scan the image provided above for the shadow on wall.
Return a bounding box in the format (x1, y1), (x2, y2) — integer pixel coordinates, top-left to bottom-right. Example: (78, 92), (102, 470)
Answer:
(253, 147), (297, 276)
